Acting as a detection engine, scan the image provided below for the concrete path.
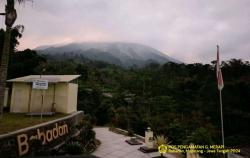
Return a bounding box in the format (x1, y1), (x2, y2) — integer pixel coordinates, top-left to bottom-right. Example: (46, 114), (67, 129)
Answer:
(93, 127), (178, 158)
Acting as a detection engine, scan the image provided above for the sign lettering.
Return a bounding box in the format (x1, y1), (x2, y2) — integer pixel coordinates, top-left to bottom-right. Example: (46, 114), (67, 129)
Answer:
(32, 79), (48, 90)
(17, 123), (68, 156)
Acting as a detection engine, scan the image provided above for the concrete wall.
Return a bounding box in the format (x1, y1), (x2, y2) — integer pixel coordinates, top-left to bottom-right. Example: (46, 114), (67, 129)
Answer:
(67, 83), (78, 113)
(54, 83), (68, 113)
(43, 84), (54, 112)
(30, 84), (54, 113)
(4, 88), (9, 107)
(10, 83), (30, 113)
(10, 82), (78, 114)
(0, 111), (84, 157)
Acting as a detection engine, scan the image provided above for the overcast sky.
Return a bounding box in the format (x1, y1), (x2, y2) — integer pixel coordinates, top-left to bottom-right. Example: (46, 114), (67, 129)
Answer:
(0, 0), (250, 63)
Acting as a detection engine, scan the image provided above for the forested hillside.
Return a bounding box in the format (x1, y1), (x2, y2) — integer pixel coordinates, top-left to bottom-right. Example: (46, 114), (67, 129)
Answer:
(1, 27), (249, 148)
(36, 42), (179, 68)
(7, 48), (250, 147)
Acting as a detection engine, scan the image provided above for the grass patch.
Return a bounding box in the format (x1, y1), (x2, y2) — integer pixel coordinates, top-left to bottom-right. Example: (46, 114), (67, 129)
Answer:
(0, 113), (67, 135)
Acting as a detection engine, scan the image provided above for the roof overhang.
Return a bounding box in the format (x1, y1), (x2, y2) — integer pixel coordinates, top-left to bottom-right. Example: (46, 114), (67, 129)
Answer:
(7, 75), (81, 83)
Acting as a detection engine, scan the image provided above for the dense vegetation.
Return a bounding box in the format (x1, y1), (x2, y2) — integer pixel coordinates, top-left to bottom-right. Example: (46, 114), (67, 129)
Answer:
(6, 48), (250, 147)
(1, 28), (250, 148)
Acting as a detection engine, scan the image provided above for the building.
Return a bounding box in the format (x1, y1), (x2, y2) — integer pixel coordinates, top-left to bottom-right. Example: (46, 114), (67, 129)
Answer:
(7, 75), (80, 114)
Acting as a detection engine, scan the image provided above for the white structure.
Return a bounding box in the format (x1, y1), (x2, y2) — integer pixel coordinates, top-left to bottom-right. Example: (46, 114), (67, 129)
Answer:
(7, 75), (80, 114)
(4, 88), (9, 107)
(145, 127), (154, 148)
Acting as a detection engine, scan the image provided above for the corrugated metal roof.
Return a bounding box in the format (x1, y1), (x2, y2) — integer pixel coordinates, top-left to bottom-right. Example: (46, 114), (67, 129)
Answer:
(7, 75), (80, 83)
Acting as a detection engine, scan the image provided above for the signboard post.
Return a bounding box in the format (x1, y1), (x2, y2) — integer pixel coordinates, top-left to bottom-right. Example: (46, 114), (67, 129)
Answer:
(32, 80), (48, 119)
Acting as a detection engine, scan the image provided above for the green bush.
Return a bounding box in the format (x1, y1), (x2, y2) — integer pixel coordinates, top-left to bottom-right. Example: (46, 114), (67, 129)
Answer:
(65, 141), (83, 155)
(185, 127), (213, 145)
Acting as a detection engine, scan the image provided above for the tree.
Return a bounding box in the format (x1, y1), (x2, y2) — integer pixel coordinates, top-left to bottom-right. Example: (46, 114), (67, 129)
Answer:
(0, 0), (25, 116)
(8, 49), (46, 79)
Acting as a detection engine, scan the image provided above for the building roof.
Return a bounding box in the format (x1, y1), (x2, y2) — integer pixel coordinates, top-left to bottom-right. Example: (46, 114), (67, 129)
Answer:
(7, 75), (80, 83)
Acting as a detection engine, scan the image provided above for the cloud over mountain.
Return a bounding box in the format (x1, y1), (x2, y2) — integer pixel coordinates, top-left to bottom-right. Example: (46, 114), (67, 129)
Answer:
(36, 42), (180, 67)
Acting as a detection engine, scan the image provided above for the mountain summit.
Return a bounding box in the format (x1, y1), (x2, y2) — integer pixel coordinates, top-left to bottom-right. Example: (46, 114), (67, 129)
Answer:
(36, 42), (180, 67)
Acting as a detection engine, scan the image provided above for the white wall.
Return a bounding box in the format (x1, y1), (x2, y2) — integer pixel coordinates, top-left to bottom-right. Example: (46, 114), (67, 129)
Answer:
(54, 83), (68, 113)
(10, 82), (78, 114)
(4, 88), (9, 107)
(30, 84), (54, 113)
(67, 83), (78, 113)
(10, 83), (30, 113)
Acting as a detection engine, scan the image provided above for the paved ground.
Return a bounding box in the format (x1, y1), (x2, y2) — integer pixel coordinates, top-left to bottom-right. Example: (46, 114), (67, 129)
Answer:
(93, 127), (178, 158)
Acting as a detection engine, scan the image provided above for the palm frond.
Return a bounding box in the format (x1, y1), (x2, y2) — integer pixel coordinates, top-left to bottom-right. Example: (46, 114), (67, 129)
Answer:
(155, 135), (171, 146)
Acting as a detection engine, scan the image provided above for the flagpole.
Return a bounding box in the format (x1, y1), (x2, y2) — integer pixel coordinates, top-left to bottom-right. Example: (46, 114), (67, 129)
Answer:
(219, 89), (225, 147)
(217, 45), (226, 157)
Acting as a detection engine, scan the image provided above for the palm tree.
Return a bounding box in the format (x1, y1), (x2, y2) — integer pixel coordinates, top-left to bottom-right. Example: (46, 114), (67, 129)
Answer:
(0, 0), (25, 116)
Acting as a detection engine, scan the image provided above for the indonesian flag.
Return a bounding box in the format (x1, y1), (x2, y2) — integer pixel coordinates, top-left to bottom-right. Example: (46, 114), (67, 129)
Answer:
(216, 45), (224, 90)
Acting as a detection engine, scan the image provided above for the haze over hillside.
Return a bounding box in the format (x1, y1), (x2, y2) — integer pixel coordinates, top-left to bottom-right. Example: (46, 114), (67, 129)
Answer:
(36, 42), (180, 67)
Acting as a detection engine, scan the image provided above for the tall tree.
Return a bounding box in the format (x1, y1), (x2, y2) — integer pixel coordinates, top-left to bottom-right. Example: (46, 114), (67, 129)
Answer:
(0, 0), (23, 116)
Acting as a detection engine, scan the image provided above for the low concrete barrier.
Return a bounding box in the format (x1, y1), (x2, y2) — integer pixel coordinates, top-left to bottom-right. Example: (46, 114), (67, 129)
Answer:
(109, 127), (145, 142)
(0, 111), (84, 157)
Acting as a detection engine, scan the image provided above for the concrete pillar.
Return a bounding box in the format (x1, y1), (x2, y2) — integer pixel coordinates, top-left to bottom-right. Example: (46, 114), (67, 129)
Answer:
(145, 127), (154, 148)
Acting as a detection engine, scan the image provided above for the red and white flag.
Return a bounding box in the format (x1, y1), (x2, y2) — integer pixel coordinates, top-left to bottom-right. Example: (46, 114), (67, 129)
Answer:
(216, 45), (224, 90)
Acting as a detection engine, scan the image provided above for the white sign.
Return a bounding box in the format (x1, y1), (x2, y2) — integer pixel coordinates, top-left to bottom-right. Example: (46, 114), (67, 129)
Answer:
(32, 80), (48, 90)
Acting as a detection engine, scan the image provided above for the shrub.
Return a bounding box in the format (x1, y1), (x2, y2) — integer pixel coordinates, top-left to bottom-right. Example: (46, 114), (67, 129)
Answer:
(185, 127), (213, 145)
(65, 141), (83, 155)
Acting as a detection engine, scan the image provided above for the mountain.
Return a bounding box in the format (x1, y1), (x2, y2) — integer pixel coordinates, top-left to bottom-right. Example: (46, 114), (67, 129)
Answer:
(36, 42), (180, 67)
